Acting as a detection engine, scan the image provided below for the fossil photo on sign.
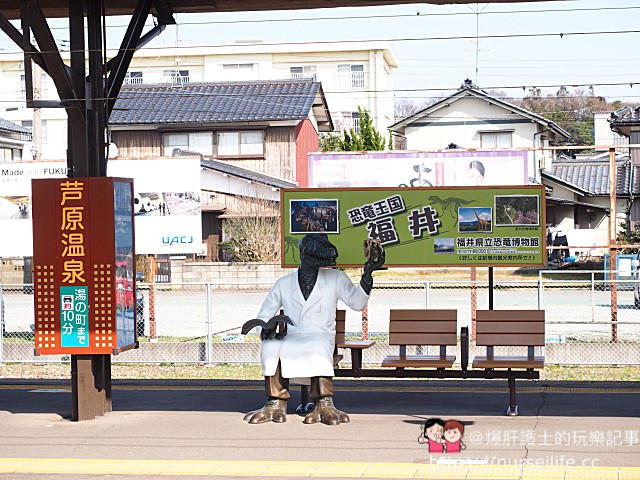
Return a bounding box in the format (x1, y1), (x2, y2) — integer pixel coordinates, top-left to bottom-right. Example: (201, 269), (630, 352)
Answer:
(290, 199), (339, 234)
(495, 195), (539, 226)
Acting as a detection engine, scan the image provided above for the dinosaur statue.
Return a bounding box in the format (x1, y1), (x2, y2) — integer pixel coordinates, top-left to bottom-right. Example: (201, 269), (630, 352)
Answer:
(242, 233), (384, 425)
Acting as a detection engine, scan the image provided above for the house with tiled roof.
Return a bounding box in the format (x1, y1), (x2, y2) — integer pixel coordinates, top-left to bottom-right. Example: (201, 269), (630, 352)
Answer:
(108, 79), (332, 260)
(541, 153), (640, 257)
(609, 106), (640, 165)
(0, 117), (31, 161)
(389, 80), (571, 183)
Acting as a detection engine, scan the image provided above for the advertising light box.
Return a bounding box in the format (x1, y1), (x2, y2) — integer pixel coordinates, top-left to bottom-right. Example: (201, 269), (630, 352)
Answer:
(31, 177), (137, 355)
(281, 186), (546, 268)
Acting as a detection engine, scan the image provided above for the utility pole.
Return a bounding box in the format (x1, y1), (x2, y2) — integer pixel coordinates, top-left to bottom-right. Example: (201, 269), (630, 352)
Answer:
(32, 61), (42, 161)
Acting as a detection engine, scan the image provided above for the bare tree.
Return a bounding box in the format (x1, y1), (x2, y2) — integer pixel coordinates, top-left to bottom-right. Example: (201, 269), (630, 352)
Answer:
(220, 197), (281, 262)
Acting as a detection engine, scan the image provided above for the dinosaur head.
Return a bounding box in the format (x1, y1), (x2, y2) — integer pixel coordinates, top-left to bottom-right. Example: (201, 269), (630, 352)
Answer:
(298, 233), (338, 269)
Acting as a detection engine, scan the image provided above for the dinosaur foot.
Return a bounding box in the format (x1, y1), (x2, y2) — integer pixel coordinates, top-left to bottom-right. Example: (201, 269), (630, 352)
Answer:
(243, 398), (287, 424)
(303, 396), (350, 425)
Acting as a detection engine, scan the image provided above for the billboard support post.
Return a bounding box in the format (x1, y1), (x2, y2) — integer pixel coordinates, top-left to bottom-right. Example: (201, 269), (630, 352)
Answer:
(488, 267), (494, 311)
(470, 267), (477, 339)
(609, 147), (618, 343)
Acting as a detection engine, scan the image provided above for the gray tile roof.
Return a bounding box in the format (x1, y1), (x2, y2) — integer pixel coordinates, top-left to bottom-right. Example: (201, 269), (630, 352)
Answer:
(548, 160), (640, 196)
(389, 83), (571, 140)
(200, 158), (296, 190)
(609, 106), (640, 125)
(0, 117), (31, 136)
(109, 79), (329, 127)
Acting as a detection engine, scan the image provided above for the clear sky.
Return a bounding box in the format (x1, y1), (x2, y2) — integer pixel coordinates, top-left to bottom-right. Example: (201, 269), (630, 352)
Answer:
(1, 0), (639, 106)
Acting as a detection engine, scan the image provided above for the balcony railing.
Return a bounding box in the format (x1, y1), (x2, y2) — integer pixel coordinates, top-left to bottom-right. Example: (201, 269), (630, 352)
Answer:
(335, 71), (366, 89)
(124, 76), (144, 85)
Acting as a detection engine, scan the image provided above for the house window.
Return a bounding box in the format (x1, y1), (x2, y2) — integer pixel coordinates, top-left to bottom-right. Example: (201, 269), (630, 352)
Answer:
(163, 69), (189, 85)
(163, 132), (213, 156)
(337, 64), (365, 89)
(480, 131), (512, 149)
(0, 147), (21, 161)
(290, 65), (317, 80)
(124, 71), (143, 85)
(217, 131), (264, 157)
(352, 112), (361, 132)
(221, 63), (256, 80)
(21, 120), (47, 144)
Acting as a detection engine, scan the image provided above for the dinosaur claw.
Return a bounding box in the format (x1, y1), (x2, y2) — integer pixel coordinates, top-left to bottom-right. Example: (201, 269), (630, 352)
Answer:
(303, 396), (349, 426)
(243, 398), (287, 424)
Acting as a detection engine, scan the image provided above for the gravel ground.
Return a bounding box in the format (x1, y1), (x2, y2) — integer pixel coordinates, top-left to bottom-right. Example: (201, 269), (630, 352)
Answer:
(1, 363), (639, 382)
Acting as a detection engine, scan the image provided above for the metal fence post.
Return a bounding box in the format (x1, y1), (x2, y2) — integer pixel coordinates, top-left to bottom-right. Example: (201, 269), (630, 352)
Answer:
(206, 283), (213, 366)
(591, 272), (596, 323)
(0, 283), (4, 366)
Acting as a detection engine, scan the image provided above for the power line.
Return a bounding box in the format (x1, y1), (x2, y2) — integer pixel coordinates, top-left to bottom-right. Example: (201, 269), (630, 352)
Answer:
(2, 28), (640, 57)
(29, 5), (640, 31)
(1, 81), (639, 105)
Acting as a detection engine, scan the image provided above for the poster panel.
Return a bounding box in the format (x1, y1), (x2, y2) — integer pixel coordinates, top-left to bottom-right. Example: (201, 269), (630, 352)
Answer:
(0, 158), (201, 256)
(32, 177), (137, 355)
(113, 180), (136, 349)
(308, 150), (529, 188)
(108, 158), (201, 254)
(282, 186), (546, 268)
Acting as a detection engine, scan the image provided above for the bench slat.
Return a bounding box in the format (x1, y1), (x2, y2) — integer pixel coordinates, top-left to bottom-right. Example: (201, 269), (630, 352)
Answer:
(390, 309), (457, 321)
(337, 340), (375, 349)
(382, 354), (456, 369)
(390, 320), (457, 334)
(472, 355), (545, 369)
(476, 310), (545, 322)
(390, 332), (458, 345)
(477, 322), (545, 334)
(476, 333), (545, 346)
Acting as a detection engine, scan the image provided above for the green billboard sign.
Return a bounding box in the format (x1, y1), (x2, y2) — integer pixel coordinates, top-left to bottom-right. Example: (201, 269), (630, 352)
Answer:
(281, 186), (546, 268)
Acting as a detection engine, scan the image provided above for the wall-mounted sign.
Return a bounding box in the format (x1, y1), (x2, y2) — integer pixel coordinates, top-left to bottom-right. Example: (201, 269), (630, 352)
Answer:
(281, 186), (546, 268)
(0, 158), (201, 256)
(308, 150), (530, 188)
(32, 177), (137, 355)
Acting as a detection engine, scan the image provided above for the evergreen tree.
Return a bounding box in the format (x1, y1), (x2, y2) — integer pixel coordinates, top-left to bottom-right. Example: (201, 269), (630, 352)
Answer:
(319, 107), (390, 152)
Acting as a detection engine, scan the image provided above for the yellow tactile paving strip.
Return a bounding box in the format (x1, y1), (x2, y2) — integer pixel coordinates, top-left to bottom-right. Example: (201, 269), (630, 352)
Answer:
(1, 459), (640, 479)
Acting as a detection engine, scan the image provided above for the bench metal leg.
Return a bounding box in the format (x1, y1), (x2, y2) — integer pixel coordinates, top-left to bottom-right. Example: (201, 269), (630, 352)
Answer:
(296, 385), (314, 415)
(351, 349), (363, 372)
(506, 376), (519, 416)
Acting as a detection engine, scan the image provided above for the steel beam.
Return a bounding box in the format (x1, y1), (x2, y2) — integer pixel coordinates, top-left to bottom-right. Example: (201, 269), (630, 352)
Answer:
(0, 12), (47, 71)
(24, 0), (75, 104)
(106, 0), (154, 115)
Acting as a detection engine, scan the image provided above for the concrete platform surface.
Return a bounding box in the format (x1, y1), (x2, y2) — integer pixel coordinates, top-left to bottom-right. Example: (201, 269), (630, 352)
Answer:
(1, 379), (639, 479)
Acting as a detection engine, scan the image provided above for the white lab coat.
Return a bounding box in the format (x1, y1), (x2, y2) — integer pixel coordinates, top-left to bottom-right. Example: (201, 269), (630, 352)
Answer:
(256, 268), (369, 378)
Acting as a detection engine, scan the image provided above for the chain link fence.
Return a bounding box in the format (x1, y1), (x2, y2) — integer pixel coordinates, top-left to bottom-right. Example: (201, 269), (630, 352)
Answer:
(1, 271), (639, 366)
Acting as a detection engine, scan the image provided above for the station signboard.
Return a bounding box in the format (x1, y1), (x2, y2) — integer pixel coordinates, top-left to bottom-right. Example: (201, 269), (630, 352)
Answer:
(31, 177), (137, 355)
(281, 186), (546, 268)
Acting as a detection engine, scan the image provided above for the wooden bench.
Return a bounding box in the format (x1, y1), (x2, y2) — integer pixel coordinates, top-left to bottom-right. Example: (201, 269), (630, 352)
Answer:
(331, 308), (544, 416)
(381, 309), (457, 369)
(472, 309), (545, 416)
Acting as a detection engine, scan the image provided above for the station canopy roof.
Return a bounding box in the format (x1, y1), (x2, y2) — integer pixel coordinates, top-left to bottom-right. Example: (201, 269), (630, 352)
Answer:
(0, 0), (565, 20)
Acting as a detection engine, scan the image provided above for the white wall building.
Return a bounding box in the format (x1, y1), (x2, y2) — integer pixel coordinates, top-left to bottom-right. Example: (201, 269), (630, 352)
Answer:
(0, 42), (397, 160)
(389, 81), (571, 183)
